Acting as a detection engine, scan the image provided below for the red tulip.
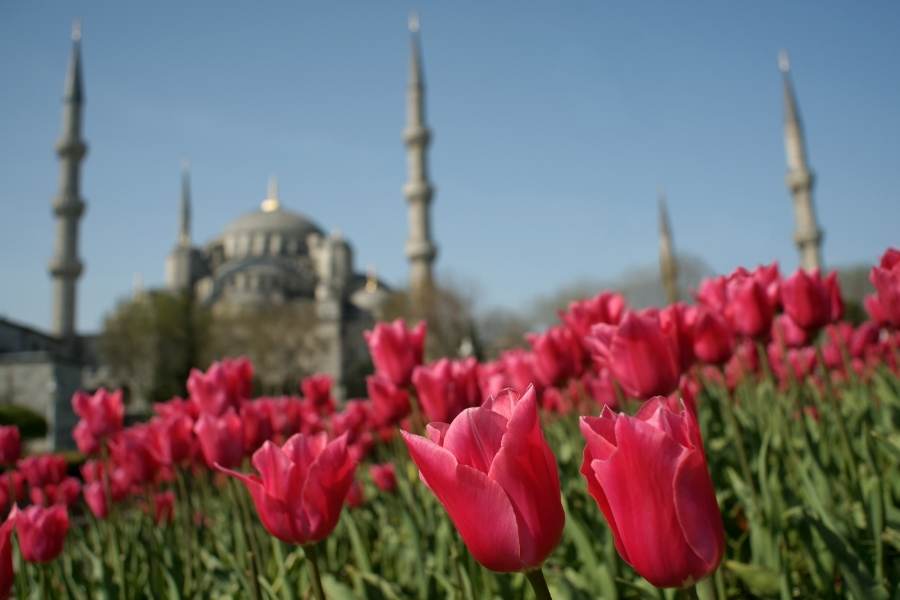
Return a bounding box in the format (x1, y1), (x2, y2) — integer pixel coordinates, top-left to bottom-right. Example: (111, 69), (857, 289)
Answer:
(146, 415), (195, 466)
(194, 410), (244, 469)
(724, 274), (773, 338)
(217, 433), (357, 546)
(367, 375), (410, 427)
(771, 314), (809, 349)
(767, 343), (818, 383)
(30, 477), (80, 507)
(560, 292), (627, 342)
(364, 319), (426, 387)
(346, 479), (365, 508)
(241, 402), (275, 454)
(527, 325), (585, 386)
(12, 504), (69, 563)
(73, 421), (100, 455)
(369, 463), (397, 493)
(0, 474), (24, 512)
(582, 369), (620, 411)
(687, 306), (733, 365)
(108, 426), (161, 487)
(499, 350), (542, 393)
(72, 388), (124, 440)
(659, 304), (695, 371)
(0, 428), (20, 466)
(697, 275), (728, 313)
(402, 386), (565, 572)
(870, 248), (900, 326)
(83, 482), (108, 518)
(301, 374), (335, 415)
(580, 396), (724, 587)
(0, 515), (12, 600)
(751, 263), (782, 310)
(188, 358), (253, 417)
(586, 311), (682, 399)
(781, 269), (843, 331)
(17, 455), (67, 488)
(412, 358), (482, 424)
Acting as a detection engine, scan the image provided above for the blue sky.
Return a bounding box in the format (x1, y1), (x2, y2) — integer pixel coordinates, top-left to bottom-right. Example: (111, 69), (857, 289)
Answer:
(1, 1), (898, 333)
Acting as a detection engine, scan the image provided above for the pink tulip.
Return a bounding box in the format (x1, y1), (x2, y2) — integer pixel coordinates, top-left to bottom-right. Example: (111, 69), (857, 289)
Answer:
(527, 325), (585, 386)
(687, 306), (733, 365)
(146, 415), (195, 466)
(194, 410), (244, 469)
(13, 504), (69, 563)
(301, 374), (335, 415)
(724, 274), (773, 339)
(781, 269), (843, 331)
(83, 482), (108, 518)
(217, 433), (357, 546)
(0, 515), (12, 600)
(0, 428), (20, 466)
(367, 375), (410, 427)
(580, 396), (724, 587)
(364, 319), (426, 387)
(771, 314), (809, 349)
(870, 248), (900, 326)
(402, 386), (564, 572)
(412, 358), (482, 424)
(560, 292), (627, 343)
(586, 311), (682, 399)
(369, 463), (397, 493)
(72, 388), (124, 440)
(17, 455), (67, 488)
(152, 491), (175, 524)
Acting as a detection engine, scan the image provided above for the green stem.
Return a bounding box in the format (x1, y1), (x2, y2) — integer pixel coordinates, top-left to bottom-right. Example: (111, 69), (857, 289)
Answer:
(695, 576), (717, 600)
(304, 543), (327, 600)
(525, 567), (552, 600)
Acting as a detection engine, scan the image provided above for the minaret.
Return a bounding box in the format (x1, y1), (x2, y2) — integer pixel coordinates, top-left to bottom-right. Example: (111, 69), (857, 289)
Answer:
(403, 12), (438, 309)
(178, 161), (191, 246)
(658, 189), (680, 305)
(165, 163), (197, 292)
(49, 21), (88, 341)
(779, 50), (823, 271)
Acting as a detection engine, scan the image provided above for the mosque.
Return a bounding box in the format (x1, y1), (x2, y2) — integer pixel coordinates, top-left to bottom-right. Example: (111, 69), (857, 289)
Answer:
(0, 19), (822, 450)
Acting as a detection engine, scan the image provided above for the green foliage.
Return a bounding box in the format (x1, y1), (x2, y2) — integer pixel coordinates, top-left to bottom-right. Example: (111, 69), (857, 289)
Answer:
(0, 403), (47, 439)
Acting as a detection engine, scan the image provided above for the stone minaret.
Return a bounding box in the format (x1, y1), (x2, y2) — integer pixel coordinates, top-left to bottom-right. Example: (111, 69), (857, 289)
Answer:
(403, 13), (438, 308)
(165, 163), (198, 292)
(780, 50), (823, 272)
(658, 189), (680, 304)
(49, 21), (88, 341)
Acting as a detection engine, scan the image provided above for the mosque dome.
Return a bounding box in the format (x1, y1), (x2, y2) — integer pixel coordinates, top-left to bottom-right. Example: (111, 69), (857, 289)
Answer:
(220, 178), (324, 259)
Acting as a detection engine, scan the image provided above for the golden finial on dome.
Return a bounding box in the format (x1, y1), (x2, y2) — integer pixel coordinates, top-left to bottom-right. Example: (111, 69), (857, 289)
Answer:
(261, 175), (280, 212)
(365, 264), (379, 293)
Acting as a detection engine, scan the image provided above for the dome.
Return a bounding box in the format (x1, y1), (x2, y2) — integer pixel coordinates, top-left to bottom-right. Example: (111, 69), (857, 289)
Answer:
(219, 178), (325, 259)
(223, 206), (323, 239)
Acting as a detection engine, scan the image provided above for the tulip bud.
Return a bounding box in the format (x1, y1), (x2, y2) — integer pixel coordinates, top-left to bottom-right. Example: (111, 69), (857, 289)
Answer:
(364, 319), (426, 387)
(13, 504), (70, 563)
(403, 386), (564, 573)
(580, 397), (724, 588)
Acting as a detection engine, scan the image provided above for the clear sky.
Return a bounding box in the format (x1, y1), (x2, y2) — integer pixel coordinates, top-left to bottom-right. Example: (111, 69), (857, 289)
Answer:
(1, 1), (898, 333)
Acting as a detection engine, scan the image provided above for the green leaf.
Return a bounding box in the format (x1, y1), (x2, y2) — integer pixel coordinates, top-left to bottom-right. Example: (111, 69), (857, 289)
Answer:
(724, 560), (780, 596)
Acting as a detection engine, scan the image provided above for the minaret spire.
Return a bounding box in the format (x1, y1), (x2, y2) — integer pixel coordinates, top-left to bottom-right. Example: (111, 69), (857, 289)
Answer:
(657, 189), (679, 305)
(49, 20), (88, 340)
(780, 50), (823, 271)
(403, 12), (438, 310)
(178, 161), (191, 246)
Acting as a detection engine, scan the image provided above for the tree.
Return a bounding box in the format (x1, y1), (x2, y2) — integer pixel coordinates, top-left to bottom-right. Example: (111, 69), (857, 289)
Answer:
(99, 291), (208, 409)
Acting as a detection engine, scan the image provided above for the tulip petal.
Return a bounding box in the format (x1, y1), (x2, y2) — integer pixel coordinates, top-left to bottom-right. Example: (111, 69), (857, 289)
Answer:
(673, 449), (725, 577)
(301, 435), (356, 542)
(442, 407), (507, 474)
(403, 431), (522, 572)
(251, 441), (295, 501)
(282, 432), (328, 478)
(217, 463), (304, 544)
(488, 387), (564, 568)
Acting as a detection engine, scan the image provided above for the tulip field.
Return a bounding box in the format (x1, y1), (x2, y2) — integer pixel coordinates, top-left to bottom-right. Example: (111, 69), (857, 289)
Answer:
(1, 249), (900, 599)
